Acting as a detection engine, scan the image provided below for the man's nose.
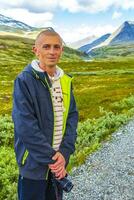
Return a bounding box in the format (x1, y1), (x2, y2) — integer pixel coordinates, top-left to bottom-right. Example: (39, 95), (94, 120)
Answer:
(49, 46), (55, 54)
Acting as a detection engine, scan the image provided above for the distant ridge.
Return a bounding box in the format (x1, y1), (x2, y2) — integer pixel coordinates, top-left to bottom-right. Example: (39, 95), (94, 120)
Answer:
(78, 21), (134, 54)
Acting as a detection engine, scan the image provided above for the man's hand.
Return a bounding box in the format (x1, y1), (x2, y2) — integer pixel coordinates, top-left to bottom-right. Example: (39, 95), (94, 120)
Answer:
(50, 151), (66, 168)
(53, 166), (67, 179)
(49, 152), (66, 179)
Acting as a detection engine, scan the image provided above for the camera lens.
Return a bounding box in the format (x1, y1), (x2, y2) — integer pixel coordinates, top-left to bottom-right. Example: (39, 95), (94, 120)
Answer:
(63, 181), (74, 193)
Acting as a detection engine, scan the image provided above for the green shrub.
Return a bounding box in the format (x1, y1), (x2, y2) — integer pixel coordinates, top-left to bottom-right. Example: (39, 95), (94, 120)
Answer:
(0, 115), (14, 147)
(0, 146), (18, 200)
(112, 95), (134, 113)
(1, 95), (134, 198)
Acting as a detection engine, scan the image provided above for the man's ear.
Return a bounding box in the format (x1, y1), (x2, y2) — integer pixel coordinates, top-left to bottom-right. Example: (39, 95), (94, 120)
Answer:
(59, 47), (63, 58)
(60, 46), (64, 56)
(32, 46), (38, 56)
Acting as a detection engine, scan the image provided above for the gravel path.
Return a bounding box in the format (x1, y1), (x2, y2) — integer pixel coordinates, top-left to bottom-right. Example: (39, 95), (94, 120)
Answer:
(64, 120), (134, 200)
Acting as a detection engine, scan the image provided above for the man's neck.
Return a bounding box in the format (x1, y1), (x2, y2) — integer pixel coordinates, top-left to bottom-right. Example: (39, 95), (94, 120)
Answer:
(39, 63), (56, 77)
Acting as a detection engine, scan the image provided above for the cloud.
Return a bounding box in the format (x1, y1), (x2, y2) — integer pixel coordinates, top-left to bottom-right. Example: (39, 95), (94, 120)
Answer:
(0, 1), (19, 9)
(116, 0), (134, 10)
(21, 0), (59, 13)
(60, 0), (134, 13)
(112, 11), (122, 19)
(0, 0), (134, 13)
(59, 0), (81, 12)
(0, 0), (60, 12)
(59, 0), (112, 13)
(61, 0), (134, 13)
(0, 8), (54, 27)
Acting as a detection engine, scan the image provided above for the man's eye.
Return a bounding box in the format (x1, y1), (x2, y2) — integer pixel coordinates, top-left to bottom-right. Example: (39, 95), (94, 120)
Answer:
(42, 45), (50, 49)
(54, 45), (61, 49)
(42, 44), (61, 50)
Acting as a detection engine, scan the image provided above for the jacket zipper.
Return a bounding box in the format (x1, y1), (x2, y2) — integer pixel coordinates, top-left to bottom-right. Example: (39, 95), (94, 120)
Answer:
(32, 69), (55, 180)
(45, 77), (55, 180)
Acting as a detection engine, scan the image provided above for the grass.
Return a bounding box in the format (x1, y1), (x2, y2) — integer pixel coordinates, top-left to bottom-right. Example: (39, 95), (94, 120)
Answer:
(0, 36), (134, 120)
(0, 35), (134, 199)
(0, 59), (134, 120)
(89, 43), (134, 59)
(0, 35), (134, 157)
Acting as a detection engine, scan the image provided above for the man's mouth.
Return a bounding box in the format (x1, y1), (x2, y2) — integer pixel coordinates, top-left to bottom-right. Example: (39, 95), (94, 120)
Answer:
(47, 57), (56, 59)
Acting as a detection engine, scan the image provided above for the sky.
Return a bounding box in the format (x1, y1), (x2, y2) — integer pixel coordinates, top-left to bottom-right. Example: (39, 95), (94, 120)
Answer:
(0, 0), (134, 43)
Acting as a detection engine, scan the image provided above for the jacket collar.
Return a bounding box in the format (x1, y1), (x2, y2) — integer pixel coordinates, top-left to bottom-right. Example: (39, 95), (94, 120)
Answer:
(23, 64), (52, 89)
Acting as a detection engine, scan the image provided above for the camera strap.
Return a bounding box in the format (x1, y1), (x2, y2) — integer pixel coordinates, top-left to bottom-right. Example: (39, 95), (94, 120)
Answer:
(51, 176), (62, 200)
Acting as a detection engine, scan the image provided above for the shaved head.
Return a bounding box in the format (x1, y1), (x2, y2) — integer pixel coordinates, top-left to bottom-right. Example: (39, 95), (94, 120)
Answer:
(35, 29), (63, 47)
(32, 29), (64, 70)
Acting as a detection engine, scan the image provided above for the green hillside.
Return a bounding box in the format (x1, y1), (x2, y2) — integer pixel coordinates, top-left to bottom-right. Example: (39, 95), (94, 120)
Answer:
(0, 35), (134, 120)
(0, 35), (87, 115)
(89, 43), (134, 60)
(0, 35), (86, 64)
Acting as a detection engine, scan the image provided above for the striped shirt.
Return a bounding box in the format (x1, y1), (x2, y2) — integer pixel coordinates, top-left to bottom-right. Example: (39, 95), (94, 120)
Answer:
(49, 77), (64, 151)
(31, 59), (64, 151)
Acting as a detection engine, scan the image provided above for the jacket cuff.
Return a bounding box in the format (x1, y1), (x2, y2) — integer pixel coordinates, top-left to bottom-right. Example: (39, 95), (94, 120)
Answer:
(58, 149), (70, 167)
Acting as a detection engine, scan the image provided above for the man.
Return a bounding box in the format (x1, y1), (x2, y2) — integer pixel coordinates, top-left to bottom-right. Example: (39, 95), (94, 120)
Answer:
(12, 29), (78, 200)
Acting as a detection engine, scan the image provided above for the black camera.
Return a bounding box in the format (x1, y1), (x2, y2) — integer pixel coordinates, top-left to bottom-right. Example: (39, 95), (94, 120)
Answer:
(52, 173), (74, 193)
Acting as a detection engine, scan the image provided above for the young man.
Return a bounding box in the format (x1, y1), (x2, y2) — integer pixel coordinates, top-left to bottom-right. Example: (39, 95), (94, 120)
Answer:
(12, 29), (78, 200)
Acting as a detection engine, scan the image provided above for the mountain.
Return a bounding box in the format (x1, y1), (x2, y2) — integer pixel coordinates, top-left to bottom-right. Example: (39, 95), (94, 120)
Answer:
(78, 33), (111, 53)
(92, 21), (134, 51)
(68, 35), (96, 49)
(79, 21), (134, 54)
(101, 21), (134, 46)
(0, 14), (55, 38)
(0, 14), (35, 31)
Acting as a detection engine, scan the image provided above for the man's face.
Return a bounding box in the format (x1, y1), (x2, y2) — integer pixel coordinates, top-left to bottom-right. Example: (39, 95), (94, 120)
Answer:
(33, 35), (63, 68)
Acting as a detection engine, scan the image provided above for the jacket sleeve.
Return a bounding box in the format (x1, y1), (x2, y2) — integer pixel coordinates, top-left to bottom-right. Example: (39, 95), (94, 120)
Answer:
(12, 76), (56, 166)
(58, 85), (78, 165)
